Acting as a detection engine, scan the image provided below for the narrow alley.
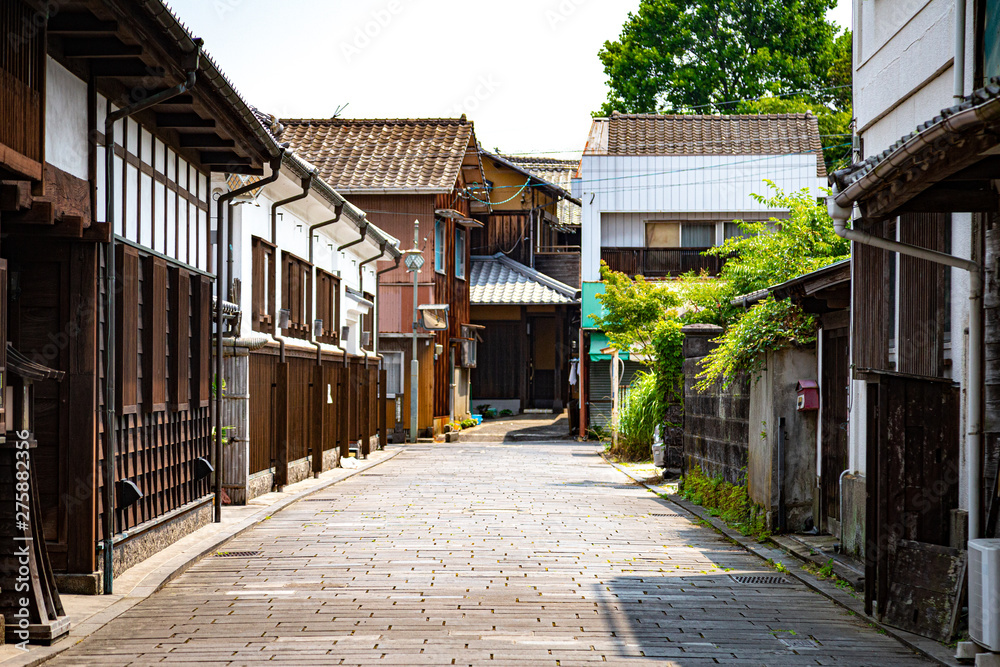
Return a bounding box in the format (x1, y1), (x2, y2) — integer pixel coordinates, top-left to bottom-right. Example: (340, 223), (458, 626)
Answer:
(46, 438), (930, 666)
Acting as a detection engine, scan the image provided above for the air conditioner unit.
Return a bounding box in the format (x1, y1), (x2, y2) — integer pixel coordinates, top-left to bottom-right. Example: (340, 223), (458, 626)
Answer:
(969, 538), (1000, 651)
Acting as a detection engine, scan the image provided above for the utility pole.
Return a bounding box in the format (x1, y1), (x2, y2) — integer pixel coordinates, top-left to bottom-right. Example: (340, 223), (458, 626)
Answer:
(403, 220), (424, 443)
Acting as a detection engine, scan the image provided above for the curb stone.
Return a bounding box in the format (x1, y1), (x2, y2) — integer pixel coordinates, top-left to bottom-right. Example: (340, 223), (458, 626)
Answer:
(5, 447), (405, 667)
(603, 456), (961, 667)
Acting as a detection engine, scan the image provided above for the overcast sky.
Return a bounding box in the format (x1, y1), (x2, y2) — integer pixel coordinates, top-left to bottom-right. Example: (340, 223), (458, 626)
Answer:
(167, 0), (852, 159)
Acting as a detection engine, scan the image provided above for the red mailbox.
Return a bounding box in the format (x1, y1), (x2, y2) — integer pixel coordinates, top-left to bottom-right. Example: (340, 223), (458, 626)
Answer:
(796, 380), (819, 411)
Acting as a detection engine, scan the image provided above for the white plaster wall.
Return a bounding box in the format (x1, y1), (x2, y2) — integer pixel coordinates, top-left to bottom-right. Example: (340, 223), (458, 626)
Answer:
(224, 170), (381, 359)
(579, 152), (821, 280)
(45, 57), (88, 179)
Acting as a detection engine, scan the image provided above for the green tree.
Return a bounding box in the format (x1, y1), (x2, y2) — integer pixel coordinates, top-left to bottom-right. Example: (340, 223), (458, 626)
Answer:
(590, 265), (681, 360)
(598, 0), (841, 116)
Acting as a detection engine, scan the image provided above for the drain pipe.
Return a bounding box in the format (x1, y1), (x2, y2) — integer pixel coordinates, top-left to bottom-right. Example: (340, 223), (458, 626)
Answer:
(954, 0), (967, 104)
(271, 172), (314, 245)
(827, 198), (983, 540)
(103, 53), (200, 595)
(308, 205), (345, 264)
(338, 217), (369, 253)
(214, 149), (285, 527)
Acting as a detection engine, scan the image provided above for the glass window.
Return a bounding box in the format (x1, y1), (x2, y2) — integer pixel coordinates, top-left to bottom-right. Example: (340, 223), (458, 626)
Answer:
(724, 222), (750, 241)
(434, 219), (445, 272)
(681, 223), (715, 247)
(455, 229), (466, 279)
(384, 352), (404, 396)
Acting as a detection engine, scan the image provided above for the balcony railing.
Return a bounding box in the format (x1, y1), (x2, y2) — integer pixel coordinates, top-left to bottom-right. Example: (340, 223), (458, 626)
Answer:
(601, 247), (723, 277)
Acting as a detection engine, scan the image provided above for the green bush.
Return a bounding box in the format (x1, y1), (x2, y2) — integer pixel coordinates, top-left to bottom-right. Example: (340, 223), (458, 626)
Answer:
(679, 466), (768, 539)
(499, 409), (514, 417)
(475, 404), (491, 414)
(460, 418), (477, 428)
(613, 371), (662, 461)
(447, 421), (463, 432)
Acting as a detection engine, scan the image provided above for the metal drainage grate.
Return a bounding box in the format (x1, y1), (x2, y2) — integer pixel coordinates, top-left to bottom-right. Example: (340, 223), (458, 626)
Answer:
(730, 574), (793, 586)
(359, 473), (385, 476)
(648, 513), (675, 517)
(214, 551), (261, 558)
(301, 498), (334, 502)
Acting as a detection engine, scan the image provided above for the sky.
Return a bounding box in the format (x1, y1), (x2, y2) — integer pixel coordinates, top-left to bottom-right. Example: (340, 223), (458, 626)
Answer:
(167, 0), (852, 159)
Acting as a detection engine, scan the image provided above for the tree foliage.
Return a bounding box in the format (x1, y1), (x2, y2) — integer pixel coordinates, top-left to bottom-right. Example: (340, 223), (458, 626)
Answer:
(598, 0), (842, 116)
(591, 266), (681, 360)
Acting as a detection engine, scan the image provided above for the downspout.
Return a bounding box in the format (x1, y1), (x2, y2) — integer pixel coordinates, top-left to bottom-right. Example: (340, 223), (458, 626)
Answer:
(103, 54), (200, 596)
(306, 207), (345, 365)
(358, 241), (387, 356)
(214, 149), (286, 525)
(954, 0), (967, 104)
(827, 197), (983, 540)
(338, 217), (369, 252)
(270, 173), (314, 245)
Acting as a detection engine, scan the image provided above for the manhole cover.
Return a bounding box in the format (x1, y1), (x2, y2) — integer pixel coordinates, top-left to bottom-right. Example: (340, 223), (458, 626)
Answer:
(730, 574), (793, 585)
(214, 551), (261, 558)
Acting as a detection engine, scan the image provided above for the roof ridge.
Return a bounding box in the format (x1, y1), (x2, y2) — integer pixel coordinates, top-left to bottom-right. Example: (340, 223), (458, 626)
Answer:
(282, 117), (472, 125)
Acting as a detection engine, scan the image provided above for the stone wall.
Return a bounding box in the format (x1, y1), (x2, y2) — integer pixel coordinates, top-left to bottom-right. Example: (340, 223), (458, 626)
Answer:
(682, 325), (750, 485)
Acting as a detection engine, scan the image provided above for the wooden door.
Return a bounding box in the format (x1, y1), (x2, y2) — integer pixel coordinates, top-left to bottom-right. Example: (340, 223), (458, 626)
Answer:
(529, 316), (556, 409)
(820, 327), (849, 525)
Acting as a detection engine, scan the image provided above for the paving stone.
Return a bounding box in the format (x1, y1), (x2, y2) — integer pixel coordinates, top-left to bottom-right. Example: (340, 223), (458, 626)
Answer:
(45, 441), (933, 666)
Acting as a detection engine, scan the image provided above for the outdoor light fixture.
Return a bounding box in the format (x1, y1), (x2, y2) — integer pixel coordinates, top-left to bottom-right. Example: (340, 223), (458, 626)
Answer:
(341, 325), (350, 342)
(361, 332), (371, 347)
(313, 319), (324, 339)
(278, 309), (291, 330)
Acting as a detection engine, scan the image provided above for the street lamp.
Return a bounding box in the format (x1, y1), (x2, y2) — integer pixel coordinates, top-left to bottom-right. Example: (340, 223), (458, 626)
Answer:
(403, 220), (424, 443)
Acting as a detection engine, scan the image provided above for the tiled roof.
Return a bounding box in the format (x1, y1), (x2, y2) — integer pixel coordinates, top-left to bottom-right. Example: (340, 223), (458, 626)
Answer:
(503, 155), (582, 229)
(277, 117), (478, 194)
(470, 254), (578, 305)
(585, 113), (826, 178)
(831, 77), (1000, 196)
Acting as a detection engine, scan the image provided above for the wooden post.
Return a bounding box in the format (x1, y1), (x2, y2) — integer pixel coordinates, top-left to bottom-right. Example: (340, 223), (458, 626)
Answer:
(274, 361), (289, 489)
(379, 369), (387, 450)
(311, 364), (324, 477)
(338, 365), (349, 461)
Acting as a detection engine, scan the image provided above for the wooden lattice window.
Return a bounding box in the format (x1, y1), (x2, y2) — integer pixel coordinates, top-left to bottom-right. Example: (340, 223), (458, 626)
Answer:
(0, 0), (45, 173)
(281, 251), (312, 340)
(251, 236), (276, 333)
(316, 269), (340, 345)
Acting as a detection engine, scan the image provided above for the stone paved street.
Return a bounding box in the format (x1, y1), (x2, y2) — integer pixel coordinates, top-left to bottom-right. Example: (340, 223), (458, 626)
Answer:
(47, 442), (932, 666)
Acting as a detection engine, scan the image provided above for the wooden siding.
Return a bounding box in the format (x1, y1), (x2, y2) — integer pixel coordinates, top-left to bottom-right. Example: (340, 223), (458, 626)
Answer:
(347, 194), (437, 284)
(534, 253), (581, 288)
(0, 0), (44, 173)
(853, 220), (892, 372)
(470, 213), (531, 265)
(96, 244), (215, 540)
(897, 213), (949, 377)
(316, 269), (340, 345)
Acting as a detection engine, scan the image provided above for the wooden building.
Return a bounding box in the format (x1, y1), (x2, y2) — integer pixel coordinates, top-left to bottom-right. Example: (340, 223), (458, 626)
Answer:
(277, 117), (486, 435)
(467, 152), (582, 413)
(220, 114), (400, 503)
(0, 0), (277, 596)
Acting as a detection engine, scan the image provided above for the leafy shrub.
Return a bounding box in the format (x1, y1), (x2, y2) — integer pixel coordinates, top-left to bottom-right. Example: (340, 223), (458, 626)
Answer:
(460, 418), (477, 428)
(446, 422), (463, 432)
(475, 404), (491, 414)
(679, 466), (768, 539)
(499, 409), (514, 417)
(613, 371), (661, 461)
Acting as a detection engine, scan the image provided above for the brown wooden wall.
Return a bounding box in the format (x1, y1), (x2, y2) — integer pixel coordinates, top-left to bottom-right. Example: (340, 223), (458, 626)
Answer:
(853, 220), (892, 372)
(248, 348), (378, 477)
(470, 213), (531, 265)
(897, 213), (949, 377)
(347, 194), (437, 284)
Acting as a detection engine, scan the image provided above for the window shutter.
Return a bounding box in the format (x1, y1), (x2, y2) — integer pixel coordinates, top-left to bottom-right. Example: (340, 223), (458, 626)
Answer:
(170, 267), (190, 409)
(143, 256), (168, 412)
(116, 245), (140, 414)
(192, 274), (212, 407)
